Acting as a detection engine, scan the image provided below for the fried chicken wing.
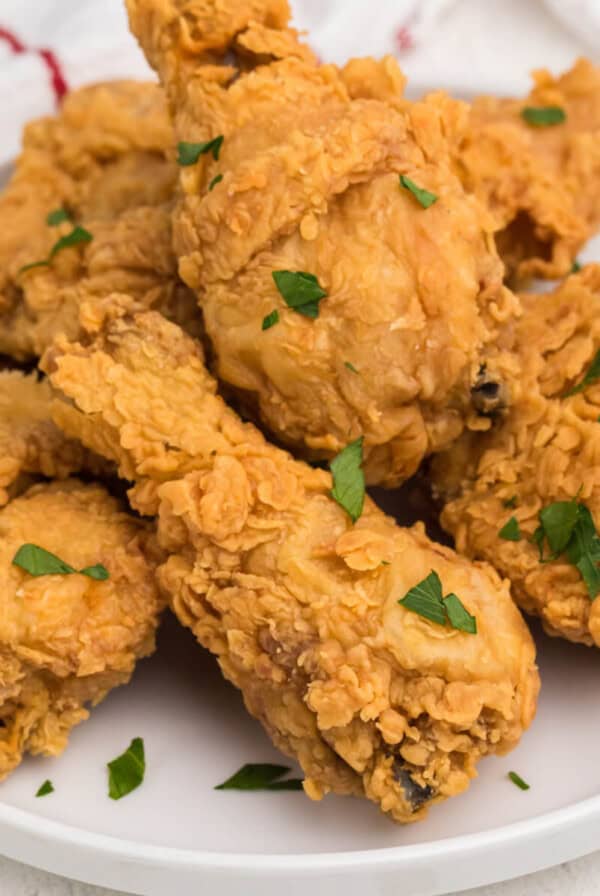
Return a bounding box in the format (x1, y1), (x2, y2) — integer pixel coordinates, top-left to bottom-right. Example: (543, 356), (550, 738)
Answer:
(460, 59), (600, 282)
(44, 303), (539, 824)
(0, 369), (100, 505)
(0, 80), (200, 359)
(124, 0), (519, 487)
(0, 480), (163, 780)
(433, 265), (600, 646)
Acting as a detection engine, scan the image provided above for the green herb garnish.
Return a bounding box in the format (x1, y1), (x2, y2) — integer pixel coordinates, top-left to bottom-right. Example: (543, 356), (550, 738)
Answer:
(272, 270), (327, 319)
(564, 349), (600, 397)
(177, 137), (224, 165)
(399, 570), (477, 634)
(499, 516), (521, 541)
(521, 106), (566, 127)
(36, 780), (54, 798)
(46, 208), (71, 227)
(344, 362), (359, 374)
(208, 173), (223, 191)
(330, 437), (365, 523)
(262, 310), (279, 331)
(399, 174), (438, 209)
(108, 737), (145, 800)
(19, 225), (93, 275)
(571, 260), (582, 274)
(12, 544), (109, 581)
(508, 771), (530, 791)
(503, 496), (518, 509)
(215, 763), (303, 791)
(533, 498), (600, 597)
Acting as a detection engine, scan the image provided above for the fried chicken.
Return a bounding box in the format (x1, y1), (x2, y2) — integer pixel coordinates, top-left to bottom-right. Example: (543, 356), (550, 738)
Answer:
(124, 0), (519, 488)
(44, 303), (539, 824)
(433, 265), (600, 647)
(0, 369), (100, 506)
(0, 480), (163, 780)
(0, 80), (200, 360)
(460, 59), (600, 282)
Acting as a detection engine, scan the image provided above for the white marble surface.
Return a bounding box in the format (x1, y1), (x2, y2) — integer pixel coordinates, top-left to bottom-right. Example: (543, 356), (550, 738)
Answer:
(2, 851), (600, 896)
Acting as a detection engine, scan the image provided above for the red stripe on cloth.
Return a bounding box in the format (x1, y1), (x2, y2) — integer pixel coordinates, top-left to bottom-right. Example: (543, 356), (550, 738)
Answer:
(0, 24), (68, 104)
(395, 26), (414, 52)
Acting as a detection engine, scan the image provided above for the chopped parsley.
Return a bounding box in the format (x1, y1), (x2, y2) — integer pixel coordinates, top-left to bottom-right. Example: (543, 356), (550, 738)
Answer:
(508, 771), (530, 791)
(521, 106), (566, 127)
(177, 137), (224, 165)
(399, 570), (477, 634)
(532, 497), (600, 598)
(503, 496), (518, 509)
(108, 737), (145, 800)
(564, 349), (600, 397)
(46, 208), (71, 227)
(36, 780), (54, 798)
(12, 544), (109, 581)
(272, 270), (327, 319)
(399, 174), (438, 209)
(208, 173), (223, 191)
(344, 362), (359, 374)
(262, 310), (279, 331)
(330, 437), (365, 523)
(571, 260), (582, 274)
(499, 516), (521, 541)
(215, 763), (303, 791)
(19, 225), (93, 275)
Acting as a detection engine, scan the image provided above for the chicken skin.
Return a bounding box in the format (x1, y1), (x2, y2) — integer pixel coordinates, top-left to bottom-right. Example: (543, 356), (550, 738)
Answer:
(460, 59), (600, 282)
(0, 480), (163, 780)
(0, 369), (100, 506)
(0, 80), (200, 360)
(125, 0), (519, 487)
(45, 302), (539, 824)
(433, 265), (600, 647)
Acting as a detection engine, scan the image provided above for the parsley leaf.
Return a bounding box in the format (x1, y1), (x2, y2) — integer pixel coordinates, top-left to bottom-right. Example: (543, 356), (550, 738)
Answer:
(46, 208), (71, 227)
(262, 310), (279, 331)
(344, 362), (359, 374)
(208, 173), (223, 191)
(508, 771), (530, 791)
(521, 106), (566, 127)
(503, 496), (518, 509)
(108, 737), (145, 800)
(535, 499), (600, 598)
(12, 544), (109, 580)
(272, 270), (327, 319)
(330, 437), (365, 522)
(564, 349), (600, 397)
(571, 260), (582, 274)
(499, 516), (521, 541)
(36, 780), (54, 798)
(215, 763), (302, 791)
(399, 570), (477, 634)
(177, 137), (224, 165)
(19, 225), (93, 275)
(399, 174), (438, 209)
(539, 500), (580, 554)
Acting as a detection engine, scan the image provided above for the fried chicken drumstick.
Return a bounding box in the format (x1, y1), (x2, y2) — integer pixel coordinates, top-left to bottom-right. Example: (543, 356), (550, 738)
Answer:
(45, 302), (539, 823)
(0, 480), (163, 780)
(0, 80), (199, 359)
(125, 0), (519, 487)
(433, 265), (600, 647)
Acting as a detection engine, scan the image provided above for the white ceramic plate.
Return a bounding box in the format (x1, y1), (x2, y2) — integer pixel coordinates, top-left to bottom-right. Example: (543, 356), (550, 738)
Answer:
(1, 175), (599, 896)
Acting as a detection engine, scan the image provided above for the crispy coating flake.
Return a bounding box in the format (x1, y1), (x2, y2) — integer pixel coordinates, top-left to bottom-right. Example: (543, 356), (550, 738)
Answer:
(462, 59), (600, 282)
(0, 480), (163, 780)
(45, 305), (538, 823)
(0, 80), (200, 359)
(433, 265), (600, 647)
(125, 0), (519, 487)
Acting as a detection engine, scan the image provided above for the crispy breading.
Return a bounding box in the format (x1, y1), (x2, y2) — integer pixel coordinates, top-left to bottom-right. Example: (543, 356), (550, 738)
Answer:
(0, 480), (163, 780)
(45, 305), (539, 824)
(125, 0), (519, 487)
(0, 80), (200, 359)
(433, 265), (600, 646)
(461, 59), (600, 282)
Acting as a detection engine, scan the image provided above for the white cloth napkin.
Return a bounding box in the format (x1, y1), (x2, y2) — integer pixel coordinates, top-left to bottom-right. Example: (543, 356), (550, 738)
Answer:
(0, 0), (597, 167)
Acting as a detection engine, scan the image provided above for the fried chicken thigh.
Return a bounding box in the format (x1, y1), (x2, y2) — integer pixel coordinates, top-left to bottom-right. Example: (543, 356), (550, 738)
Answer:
(0, 80), (199, 359)
(0, 480), (163, 780)
(45, 303), (539, 823)
(433, 265), (600, 647)
(461, 59), (600, 282)
(125, 0), (519, 487)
